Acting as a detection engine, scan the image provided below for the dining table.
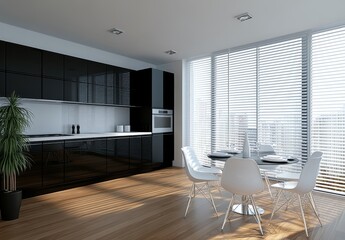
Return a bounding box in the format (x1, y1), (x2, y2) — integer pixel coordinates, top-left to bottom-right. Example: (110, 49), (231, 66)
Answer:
(207, 150), (299, 215)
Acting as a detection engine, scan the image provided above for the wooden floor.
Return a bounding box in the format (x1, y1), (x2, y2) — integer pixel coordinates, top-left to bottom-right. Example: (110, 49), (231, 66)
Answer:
(1, 167), (345, 240)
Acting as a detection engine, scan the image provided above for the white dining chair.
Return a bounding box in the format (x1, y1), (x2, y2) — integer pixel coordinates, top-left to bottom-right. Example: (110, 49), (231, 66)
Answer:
(181, 147), (219, 217)
(270, 151), (323, 237)
(184, 146), (222, 174)
(220, 157), (265, 235)
(258, 144), (277, 199)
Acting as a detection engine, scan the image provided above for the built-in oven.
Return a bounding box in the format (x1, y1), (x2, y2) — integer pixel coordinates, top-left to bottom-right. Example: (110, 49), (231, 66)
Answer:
(152, 109), (173, 133)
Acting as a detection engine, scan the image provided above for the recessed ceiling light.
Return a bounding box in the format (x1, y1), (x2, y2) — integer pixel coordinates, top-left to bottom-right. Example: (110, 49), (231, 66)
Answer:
(165, 50), (176, 55)
(235, 12), (252, 22)
(108, 28), (123, 35)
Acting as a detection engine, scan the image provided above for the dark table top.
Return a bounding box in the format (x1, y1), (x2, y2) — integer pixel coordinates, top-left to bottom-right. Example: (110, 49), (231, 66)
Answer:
(207, 151), (299, 165)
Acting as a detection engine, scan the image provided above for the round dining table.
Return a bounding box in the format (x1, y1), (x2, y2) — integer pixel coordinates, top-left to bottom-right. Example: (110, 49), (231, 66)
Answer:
(207, 151), (299, 215)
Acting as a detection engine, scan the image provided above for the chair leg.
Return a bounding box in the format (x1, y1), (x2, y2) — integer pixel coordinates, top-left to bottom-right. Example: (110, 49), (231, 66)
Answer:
(298, 194), (309, 237)
(308, 192), (322, 227)
(270, 189), (283, 222)
(249, 195), (264, 235)
(221, 195), (235, 230)
(263, 171), (273, 199)
(206, 182), (218, 217)
(184, 183), (195, 217)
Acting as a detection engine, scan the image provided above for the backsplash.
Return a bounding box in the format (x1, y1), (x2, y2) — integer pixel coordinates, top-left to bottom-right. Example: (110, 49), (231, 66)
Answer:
(0, 99), (130, 134)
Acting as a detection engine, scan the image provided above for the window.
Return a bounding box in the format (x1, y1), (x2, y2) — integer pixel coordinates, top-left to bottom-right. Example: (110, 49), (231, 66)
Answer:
(311, 27), (345, 194)
(187, 25), (345, 195)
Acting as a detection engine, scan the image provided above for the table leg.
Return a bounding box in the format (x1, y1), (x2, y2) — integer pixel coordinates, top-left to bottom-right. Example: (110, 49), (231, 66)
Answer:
(232, 195), (264, 215)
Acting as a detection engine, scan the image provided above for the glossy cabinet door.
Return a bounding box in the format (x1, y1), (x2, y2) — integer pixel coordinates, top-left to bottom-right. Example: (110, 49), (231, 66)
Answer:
(43, 78), (64, 100)
(152, 133), (174, 168)
(129, 137), (142, 169)
(64, 56), (88, 102)
(107, 66), (132, 106)
(0, 71), (5, 97)
(42, 51), (64, 79)
(65, 139), (107, 182)
(151, 69), (164, 109)
(42, 141), (65, 186)
(0, 41), (5, 71)
(141, 135), (152, 169)
(6, 73), (42, 99)
(17, 143), (43, 198)
(107, 138), (130, 173)
(6, 43), (41, 76)
(163, 71), (174, 110)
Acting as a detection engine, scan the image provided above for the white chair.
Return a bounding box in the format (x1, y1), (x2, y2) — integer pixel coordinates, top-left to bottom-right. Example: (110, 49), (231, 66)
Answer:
(270, 151), (323, 237)
(185, 146), (222, 174)
(221, 157), (265, 235)
(258, 144), (277, 198)
(181, 147), (219, 217)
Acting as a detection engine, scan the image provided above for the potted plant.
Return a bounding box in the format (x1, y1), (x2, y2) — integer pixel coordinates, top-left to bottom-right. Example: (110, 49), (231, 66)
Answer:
(0, 92), (32, 220)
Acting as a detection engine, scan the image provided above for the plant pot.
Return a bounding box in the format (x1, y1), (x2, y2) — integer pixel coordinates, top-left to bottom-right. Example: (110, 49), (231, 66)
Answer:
(0, 190), (22, 221)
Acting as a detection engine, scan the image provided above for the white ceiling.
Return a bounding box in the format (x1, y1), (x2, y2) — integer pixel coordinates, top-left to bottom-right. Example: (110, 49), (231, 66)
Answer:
(0, 0), (345, 65)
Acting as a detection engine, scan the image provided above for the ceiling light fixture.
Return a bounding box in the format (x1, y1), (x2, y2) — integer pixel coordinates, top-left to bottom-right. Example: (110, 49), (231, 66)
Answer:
(108, 28), (123, 35)
(165, 50), (176, 55)
(235, 12), (252, 22)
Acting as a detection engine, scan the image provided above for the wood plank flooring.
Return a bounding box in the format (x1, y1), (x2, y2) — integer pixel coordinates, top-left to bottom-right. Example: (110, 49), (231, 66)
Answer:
(1, 167), (344, 240)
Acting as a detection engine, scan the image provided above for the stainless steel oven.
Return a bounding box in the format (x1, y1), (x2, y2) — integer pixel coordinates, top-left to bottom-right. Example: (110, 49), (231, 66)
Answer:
(152, 109), (173, 133)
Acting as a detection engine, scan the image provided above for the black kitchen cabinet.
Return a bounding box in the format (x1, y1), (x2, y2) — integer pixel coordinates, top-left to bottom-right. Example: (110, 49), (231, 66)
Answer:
(135, 68), (174, 109)
(6, 43), (41, 76)
(64, 56), (87, 83)
(6, 73), (42, 99)
(130, 137), (142, 169)
(64, 81), (87, 102)
(17, 143), (43, 197)
(107, 138), (130, 173)
(42, 141), (64, 186)
(42, 51), (64, 79)
(163, 71), (174, 110)
(0, 71), (5, 97)
(43, 78), (64, 100)
(88, 61), (106, 86)
(106, 66), (131, 105)
(0, 41), (5, 70)
(152, 133), (174, 168)
(141, 135), (152, 168)
(88, 83), (106, 104)
(65, 139), (107, 182)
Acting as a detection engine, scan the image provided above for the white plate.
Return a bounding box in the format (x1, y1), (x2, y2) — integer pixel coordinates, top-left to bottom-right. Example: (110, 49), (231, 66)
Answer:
(208, 152), (232, 158)
(261, 156), (288, 163)
(219, 149), (241, 154)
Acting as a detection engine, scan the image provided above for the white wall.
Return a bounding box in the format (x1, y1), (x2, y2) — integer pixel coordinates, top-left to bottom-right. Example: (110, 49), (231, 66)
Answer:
(159, 60), (183, 167)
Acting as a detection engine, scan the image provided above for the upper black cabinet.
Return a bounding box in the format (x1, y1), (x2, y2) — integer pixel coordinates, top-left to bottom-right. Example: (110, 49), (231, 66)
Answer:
(88, 61), (106, 85)
(6, 43), (41, 76)
(106, 66), (132, 106)
(133, 68), (174, 109)
(64, 56), (87, 83)
(6, 73), (41, 99)
(42, 51), (64, 79)
(0, 41), (5, 71)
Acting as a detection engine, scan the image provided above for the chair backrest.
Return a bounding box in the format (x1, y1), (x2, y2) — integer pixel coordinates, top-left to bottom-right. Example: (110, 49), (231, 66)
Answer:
(221, 157), (265, 195)
(259, 144), (275, 153)
(181, 146), (209, 182)
(295, 151), (323, 194)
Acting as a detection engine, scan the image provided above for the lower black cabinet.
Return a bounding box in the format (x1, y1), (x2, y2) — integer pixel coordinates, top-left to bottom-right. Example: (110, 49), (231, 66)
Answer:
(42, 141), (64, 186)
(152, 133), (174, 167)
(107, 138), (129, 173)
(0, 71), (4, 97)
(141, 136), (152, 168)
(65, 139), (107, 182)
(130, 137), (142, 169)
(17, 143), (42, 196)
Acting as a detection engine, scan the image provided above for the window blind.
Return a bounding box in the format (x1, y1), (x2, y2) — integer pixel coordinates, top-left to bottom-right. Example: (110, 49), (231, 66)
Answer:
(311, 27), (345, 194)
(228, 48), (257, 148)
(257, 38), (308, 171)
(189, 57), (212, 164)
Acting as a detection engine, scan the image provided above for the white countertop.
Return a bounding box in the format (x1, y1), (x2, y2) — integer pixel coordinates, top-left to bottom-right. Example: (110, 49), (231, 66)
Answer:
(28, 132), (152, 142)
